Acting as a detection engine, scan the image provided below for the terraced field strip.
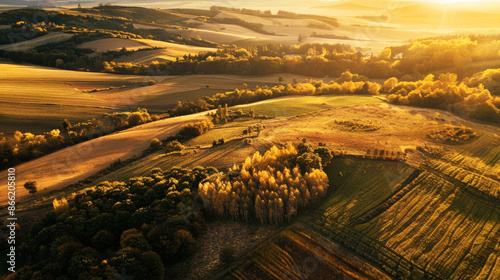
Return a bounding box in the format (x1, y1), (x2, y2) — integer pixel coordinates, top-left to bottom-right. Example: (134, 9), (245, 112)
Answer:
(356, 169), (423, 224)
(299, 157), (437, 279)
(361, 171), (500, 280)
(302, 155), (500, 279)
(425, 158), (500, 201)
(231, 224), (392, 280)
(304, 214), (439, 279)
(320, 157), (415, 224)
(441, 134), (500, 180)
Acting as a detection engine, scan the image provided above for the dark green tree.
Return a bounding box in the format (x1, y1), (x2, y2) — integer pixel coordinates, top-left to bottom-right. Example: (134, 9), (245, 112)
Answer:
(24, 181), (37, 196)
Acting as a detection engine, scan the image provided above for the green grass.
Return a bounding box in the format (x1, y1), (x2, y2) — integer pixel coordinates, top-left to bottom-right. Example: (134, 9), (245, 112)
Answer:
(361, 172), (500, 280)
(300, 157), (500, 280)
(315, 157), (414, 223)
(235, 95), (383, 117)
(138, 88), (223, 112)
(185, 126), (247, 147)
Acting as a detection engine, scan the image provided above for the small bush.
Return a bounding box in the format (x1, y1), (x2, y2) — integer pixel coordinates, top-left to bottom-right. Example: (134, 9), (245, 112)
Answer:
(165, 141), (185, 153)
(53, 198), (70, 212)
(149, 138), (162, 150)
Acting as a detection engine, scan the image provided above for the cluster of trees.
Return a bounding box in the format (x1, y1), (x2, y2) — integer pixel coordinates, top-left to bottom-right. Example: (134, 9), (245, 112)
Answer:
(93, 43), (365, 76)
(211, 105), (256, 124)
(427, 125), (477, 143)
(66, 108), (158, 138)
(170, 74), (380, 117)
(214, 104), (229, 123)
(310, 32), (354, 41)
(389, 36), (500, 78)
(385, 73), (500, 122)
(178, 120), (214, 140)
(0, 109), (157, 170)
(0, 20), (48, 45)
(4, 166), (218, 280)
(132, 43), (371, 77)
(464, 68), (500, 95)
(0, 129), (65, 168)
(198, 142), (331, 225)
(209, 6), (272, 16)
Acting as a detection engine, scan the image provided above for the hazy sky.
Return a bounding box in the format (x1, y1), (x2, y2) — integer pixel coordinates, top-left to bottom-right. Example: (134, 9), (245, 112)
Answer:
(0, 0), (321, 13)
(0, 0), (491, 10)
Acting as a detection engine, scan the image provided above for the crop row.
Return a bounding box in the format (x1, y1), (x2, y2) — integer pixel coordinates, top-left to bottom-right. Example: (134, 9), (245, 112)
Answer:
(231, 226), (391, 280)
(427, 158), (500, 199)
(361, 172), (500, 280)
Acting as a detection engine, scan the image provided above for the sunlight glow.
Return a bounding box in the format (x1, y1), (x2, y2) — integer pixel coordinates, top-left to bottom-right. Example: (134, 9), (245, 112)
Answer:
(426, 0), (482, 3)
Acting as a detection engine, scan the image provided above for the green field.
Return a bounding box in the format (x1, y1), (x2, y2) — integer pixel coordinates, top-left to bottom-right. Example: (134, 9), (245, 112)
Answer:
(316, 157), (415, 224)
(138, 88), (224, 112)
(360, 172), (500, 280)
(299, 156), (500, 280)
(235, 96), (383, 117)
(185, 125), (248, 146)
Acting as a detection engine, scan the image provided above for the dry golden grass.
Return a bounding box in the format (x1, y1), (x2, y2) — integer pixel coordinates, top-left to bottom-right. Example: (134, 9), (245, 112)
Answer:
(0, 62), (145, 134)
(0, 62), (322, 134)
(111, 39), (217, 63)
(77, 38), (151, 52)
(168, 27), (254, 44)
(262, 103), (499, 158)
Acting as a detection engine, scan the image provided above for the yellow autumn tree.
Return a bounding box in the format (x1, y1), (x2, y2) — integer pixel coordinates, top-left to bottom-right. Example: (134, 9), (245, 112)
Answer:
(199, 143), (329, 225)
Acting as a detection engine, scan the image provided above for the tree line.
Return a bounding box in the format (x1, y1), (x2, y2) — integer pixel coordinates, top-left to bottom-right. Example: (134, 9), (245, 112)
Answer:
(97, 37), (500, 79)
(0, 108), (158, 170)
(170, 71), (500, 123)
(385, 73), (500, 122)
(2, 8), (500, 80)
(169, 72), (380, 117)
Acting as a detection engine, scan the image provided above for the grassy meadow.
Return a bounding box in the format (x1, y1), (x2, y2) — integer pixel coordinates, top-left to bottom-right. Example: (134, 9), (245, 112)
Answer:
(234, 95), (383, 117)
